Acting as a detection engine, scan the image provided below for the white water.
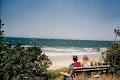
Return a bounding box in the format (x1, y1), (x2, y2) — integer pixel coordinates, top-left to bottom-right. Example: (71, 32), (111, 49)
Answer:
(21, 45), (107, 57)
(42, 46), (107, 57)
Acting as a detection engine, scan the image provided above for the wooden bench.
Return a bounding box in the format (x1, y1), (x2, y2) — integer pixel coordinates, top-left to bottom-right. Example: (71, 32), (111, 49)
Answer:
(61, 65), (110, 80)
(72, 65), (110, 78)
(73, 65), (110, 73)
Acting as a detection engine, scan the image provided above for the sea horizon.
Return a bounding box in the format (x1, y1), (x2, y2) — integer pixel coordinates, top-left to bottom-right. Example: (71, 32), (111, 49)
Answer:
(5, 37), (113, 56)
(5, 37), (113, 48)
(5, 36), (114, 42)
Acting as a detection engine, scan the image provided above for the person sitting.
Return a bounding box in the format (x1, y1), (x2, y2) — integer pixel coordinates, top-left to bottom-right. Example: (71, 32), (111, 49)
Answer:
(70, 55), (81, 67)
(82, 55), (91, 77)
(82, 55), (91, 67)
(69, 55), (82, 76)
(62, 56), (81, 80)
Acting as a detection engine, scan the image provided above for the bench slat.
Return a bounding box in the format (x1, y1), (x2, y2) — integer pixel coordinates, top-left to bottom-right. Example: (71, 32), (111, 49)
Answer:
(74, 68), (108, 72)
(73, 65), (110, 69)
(73, 65), (110, 72)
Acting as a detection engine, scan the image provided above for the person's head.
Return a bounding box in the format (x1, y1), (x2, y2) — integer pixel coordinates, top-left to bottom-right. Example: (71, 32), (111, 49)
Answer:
(83, 55), (89, 61)
(73, 55), (78, 62)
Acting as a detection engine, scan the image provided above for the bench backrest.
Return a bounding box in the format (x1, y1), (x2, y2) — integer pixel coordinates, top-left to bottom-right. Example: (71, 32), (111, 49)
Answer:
(73, 65), (110, 72)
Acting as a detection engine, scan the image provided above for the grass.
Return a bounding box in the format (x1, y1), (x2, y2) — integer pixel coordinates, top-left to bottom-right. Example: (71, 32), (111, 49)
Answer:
(51, 67), (120, 80)
(75, 75), (120, 80)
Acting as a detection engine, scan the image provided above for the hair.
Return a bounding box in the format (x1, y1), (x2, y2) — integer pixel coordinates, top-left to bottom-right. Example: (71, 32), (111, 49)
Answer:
(73, 55), (78, 62)
(83, 55), (89, 61)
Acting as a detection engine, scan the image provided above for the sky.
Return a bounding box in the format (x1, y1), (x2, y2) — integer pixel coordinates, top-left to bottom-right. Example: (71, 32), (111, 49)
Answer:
(1, 0), (120, 41)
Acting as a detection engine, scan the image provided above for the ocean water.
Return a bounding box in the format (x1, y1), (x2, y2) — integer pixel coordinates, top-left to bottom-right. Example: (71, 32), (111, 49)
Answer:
(5, 37), (113, 56)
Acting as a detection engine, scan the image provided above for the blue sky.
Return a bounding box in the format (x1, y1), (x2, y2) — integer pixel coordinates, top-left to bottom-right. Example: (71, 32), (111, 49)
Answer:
(1, 0), (120, 40)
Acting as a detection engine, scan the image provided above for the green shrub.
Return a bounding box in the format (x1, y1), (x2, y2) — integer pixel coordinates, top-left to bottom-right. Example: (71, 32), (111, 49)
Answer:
(105, 43), (120, 76)
(0, 44), (52, 80)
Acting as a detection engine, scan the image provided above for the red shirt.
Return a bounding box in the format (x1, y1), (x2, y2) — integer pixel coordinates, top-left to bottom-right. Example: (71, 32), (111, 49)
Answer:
(73, 61), (82, 76)
(73, 62), (81, 67)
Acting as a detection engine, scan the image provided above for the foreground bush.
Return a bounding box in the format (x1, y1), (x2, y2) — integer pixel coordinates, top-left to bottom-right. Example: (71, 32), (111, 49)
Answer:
(0, 43), (52, 80)
(104, 43), (120, 76)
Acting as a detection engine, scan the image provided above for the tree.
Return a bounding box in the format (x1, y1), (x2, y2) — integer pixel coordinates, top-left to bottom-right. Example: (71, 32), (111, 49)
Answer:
(0, 19), (5, 52)
(114, 27), (120, 42)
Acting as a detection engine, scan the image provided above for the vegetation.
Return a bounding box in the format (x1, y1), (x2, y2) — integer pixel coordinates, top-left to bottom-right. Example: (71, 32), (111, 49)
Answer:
(0, 43), (53, 80)
(104, 43), (120, 76)
(75, 75), (120, 80)
(46, 71), (61, 79)
(0, 19), (5, 52)
(103, 28), (120, 76)
(114, 27), (120, 42)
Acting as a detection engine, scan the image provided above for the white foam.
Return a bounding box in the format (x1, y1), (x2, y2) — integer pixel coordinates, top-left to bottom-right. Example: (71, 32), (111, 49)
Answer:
(83, 48), (96, 52)
(42, 47), (107, 57)
(44, 51), (98, 57)
(21, 45), (33, 48)
(100, 47), (108, 52)
(42, 47), (80, 52)
(21, 45), (107, 57)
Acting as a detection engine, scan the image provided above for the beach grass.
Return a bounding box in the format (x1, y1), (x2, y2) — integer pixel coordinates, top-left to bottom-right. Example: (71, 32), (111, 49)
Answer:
(51, 67), (120, 80)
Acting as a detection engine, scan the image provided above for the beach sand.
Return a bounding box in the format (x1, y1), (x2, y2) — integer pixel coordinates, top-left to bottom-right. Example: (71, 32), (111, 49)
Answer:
(48, 53), (101, 70)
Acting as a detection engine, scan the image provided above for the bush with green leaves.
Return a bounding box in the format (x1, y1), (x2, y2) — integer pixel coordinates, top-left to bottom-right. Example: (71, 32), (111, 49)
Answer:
(104, 43), (120, 76)
(0, 43), (52, 80)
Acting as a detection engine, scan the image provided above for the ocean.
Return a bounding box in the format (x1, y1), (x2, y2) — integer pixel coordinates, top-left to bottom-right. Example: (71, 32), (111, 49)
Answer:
(5, 37), (113, 56)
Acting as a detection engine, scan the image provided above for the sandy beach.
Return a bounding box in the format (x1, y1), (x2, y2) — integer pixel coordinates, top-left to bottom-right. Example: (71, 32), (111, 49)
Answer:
(48, 53), (101, 70)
